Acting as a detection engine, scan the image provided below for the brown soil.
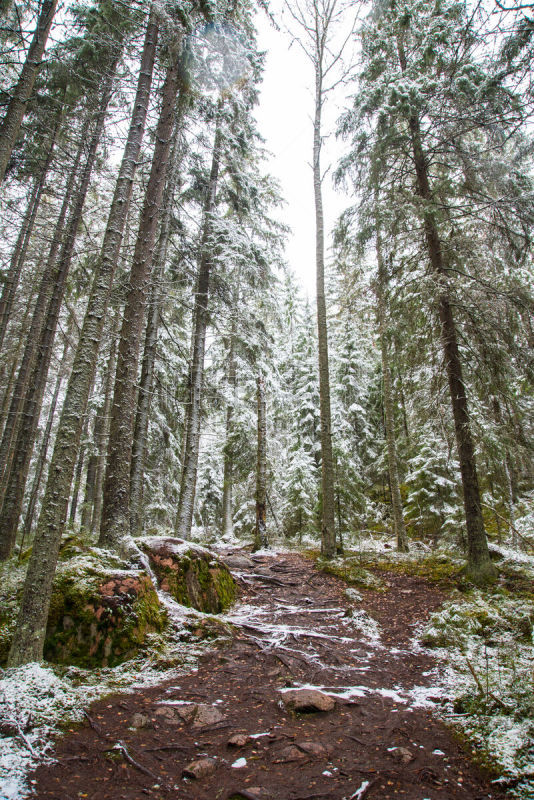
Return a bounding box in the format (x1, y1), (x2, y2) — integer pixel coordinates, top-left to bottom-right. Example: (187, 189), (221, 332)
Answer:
(30, 551), (505, 800)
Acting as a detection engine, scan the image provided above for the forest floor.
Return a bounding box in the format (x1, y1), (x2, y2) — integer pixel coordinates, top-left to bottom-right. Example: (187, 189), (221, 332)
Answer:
(28, 550), (506, 800)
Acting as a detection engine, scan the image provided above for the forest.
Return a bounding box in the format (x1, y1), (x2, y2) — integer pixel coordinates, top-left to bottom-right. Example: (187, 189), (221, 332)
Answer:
(0, 0), (533, 798)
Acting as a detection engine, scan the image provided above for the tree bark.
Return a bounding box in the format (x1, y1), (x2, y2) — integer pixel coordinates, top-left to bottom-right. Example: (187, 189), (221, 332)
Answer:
(7, 12), (159, 667)
(130, 98), (186, 536)
(0, 73), (113, 556)
(100, 38), (183, 551)
(0, 116), (87, 508)
(375, 215), (409, 552)
(19, 332), (70, 552)
(0, 108), (61, 354)
(92, 315), (120, 535)
(80, 411), (102, 533)
(313, 68), (336, 559)
(175, 104), (223, 541)
(399, 50), (494, 581)
(0, 0), (59, 183)
(254, 374), (268, 550)
(221, 303), (238, 540)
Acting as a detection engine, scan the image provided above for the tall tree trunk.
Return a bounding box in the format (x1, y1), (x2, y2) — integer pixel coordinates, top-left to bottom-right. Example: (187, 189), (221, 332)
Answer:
(175, 105), (223, 540)
(398, 33), (494, 581)
(0, 74), (114, 556)
(7, 12), (159, 667)
(375, 216), (409, 553)
(69, 411), (91, 527)
(19, 332), (70, 552)
(0, 0), (58, 183)
(221, 305), (238, 540)
(100, 40), (183, 551)
(0, 108), (61, 354)
(80, 411), (102, 533)
(0, 261), (41, 442)
(254, 374), (267, 551)
(0, 117), (87, 505)
(313, 70), (336, 559)
(130, 102), (186, 536)
(92, 315), (120, 535)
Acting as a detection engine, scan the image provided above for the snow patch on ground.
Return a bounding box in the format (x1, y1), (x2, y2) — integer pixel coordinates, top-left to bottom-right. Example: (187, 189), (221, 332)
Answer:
(0, 644), (199, 798)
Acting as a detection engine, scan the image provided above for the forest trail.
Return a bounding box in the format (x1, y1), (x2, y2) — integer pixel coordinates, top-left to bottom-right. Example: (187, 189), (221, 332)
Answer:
(29, 552), (504, 800)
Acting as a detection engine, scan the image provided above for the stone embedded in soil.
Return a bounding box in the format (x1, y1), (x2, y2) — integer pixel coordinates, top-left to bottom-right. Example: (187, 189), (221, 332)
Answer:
(130, 712), (151, 729)
(296, 741), (332, 757)
(154, 705), (183, 725)
(193, 704), (226, 727)
(222, 554), (255, 570)
(390, 746), (415, 764)
(228, 733), (249, 747)
(280, 688), (336, 713)
(274, 745), (308, 763)
(182, 757), (218, 779)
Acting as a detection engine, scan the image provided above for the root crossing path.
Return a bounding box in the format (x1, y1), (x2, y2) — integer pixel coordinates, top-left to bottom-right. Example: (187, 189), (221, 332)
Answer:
(31, 551), (504, 800)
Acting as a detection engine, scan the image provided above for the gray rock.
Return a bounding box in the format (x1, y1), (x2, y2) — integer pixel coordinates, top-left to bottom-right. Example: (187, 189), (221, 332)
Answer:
(228, 733), (249, 747)
(223, 554), (255, 570)
(130, 712), (151, 729)
(182, 757), (217, 779)
(280, 688), (336, 713)
(390, 746), (415, 764)
(193, 704), (226, 727)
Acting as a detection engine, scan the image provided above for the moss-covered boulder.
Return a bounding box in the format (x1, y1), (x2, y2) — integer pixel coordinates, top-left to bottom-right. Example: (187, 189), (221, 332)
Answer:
(44, 562), (166, 668)
(140, 537), (237, 613)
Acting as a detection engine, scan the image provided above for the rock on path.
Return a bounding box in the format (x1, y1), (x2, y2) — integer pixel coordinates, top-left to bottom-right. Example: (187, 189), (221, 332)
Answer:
(30, 551), (504, 800)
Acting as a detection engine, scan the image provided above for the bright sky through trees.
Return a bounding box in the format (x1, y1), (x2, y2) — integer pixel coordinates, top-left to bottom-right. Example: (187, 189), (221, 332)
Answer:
(254, 1), (351, 297)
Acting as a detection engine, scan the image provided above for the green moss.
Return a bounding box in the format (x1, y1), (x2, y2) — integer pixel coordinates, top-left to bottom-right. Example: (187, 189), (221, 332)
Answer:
(213, 567), (237, 610)
(142, 543), (236, 613)
(318, 558), (387, 591)
(44, 569), (166, 668)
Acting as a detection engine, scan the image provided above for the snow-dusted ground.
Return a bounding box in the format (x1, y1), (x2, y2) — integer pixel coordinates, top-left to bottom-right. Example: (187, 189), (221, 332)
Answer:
(0, 586), (217, 799)
(1, 539), (533, 798)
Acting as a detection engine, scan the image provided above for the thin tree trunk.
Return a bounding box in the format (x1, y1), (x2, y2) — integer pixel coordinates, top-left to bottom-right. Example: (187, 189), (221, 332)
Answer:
(80, 412), (102, 533)
(221, 309), (237, 540)
(20, 332), (70, 552)
(397, 33), (494, 581)
(0, 0), (58, 183)
(0, 109), (61, 354)
(100, 39), (183, 551)
(0, 74), (114, 556)
(7, 12), (159, 667)
(0, 117), (87, 507)
(175, 105), (223, 541)
(130, 101), (186, 536)
(0, 264), (41, 442)
(92, 314), (120, 535)
(254, 374), (267, 551)
(375, 216), (409, 553)
(313, 69), (336, 559)
(69, 412), (91, 527)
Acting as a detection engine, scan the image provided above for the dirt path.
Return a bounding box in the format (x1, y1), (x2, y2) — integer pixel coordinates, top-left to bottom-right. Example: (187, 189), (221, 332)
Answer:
(30, 552), (504, 800)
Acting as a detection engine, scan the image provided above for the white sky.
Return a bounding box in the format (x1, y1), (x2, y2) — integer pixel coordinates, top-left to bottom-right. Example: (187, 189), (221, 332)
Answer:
(253, 4), (353, 298)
